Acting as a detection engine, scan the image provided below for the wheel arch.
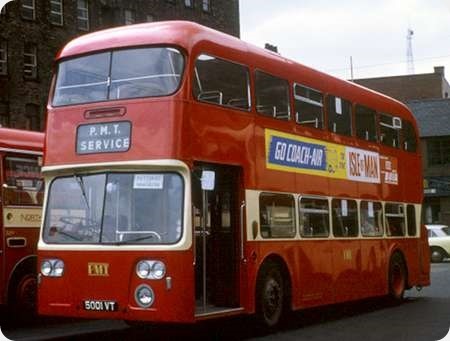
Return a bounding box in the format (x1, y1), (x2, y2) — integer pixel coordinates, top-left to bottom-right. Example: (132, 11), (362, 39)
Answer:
(7, 255), (37, 304)
(255, 253), (293, 310)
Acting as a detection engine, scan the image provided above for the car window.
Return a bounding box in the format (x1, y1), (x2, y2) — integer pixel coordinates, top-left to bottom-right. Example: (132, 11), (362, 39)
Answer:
(442, 227), (450, 236)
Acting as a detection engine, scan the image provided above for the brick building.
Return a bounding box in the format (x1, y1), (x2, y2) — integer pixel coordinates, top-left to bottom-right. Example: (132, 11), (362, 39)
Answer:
(408, 99), (450, 226)
(355, 67), (450, 226)
(0, 0), (240, 131)
(354, 66), (450, 103)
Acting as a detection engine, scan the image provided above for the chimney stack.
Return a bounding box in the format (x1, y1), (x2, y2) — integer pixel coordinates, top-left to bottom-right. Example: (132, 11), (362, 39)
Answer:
(434, 66), (445, 75)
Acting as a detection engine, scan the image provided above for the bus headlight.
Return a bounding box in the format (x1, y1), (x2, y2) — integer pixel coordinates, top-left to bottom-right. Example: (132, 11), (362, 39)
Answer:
(41, 260), (53, 276)
(40, 259), (65, 277)
(135, 284), (155, 308)
(136, 260), (166, 280)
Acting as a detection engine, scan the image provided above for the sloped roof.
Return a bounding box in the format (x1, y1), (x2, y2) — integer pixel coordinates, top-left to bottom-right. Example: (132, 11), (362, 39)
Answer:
(407, 99), (450, 137)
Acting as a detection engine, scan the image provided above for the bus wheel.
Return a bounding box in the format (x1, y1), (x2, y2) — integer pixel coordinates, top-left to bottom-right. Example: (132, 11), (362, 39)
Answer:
(11, 273), (37, 318)
(256, 262), (284, 328)
(388, 253), (406, 301)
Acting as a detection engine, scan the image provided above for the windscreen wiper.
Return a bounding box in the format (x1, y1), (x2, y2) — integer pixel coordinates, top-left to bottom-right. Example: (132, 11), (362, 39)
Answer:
(74, 174), (90, 209)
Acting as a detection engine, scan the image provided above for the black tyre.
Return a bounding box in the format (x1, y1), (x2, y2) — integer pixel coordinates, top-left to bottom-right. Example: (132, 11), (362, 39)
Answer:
(8, 265), (37, 321)
(256, 262), (284, 328)
(430, 247), (445, 263)
(388, 253), (407, 301)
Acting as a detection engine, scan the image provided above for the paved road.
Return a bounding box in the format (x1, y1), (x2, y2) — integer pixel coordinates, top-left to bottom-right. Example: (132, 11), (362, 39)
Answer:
(2, 262), (450, 340)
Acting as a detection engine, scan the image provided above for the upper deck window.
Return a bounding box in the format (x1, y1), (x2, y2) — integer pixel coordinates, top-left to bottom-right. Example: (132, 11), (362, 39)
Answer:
(328, 95), (352, 136)
(380, 113), (401, 148)
(294, 83), (324, 129)
(193, 54), (250, 110)
(255, 71), (290, 120)
(355, 104), (377, 142)
(402, 120), (417, 152)
(53, 47), (184, 106)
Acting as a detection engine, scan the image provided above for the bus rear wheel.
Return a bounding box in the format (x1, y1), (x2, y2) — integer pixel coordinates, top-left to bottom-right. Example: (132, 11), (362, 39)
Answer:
(256, 262), (284, 328)
(388, 253), (406, 301)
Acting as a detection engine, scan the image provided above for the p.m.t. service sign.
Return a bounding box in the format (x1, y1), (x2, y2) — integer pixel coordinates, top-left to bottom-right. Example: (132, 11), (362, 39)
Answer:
(76, 121), (131, 154)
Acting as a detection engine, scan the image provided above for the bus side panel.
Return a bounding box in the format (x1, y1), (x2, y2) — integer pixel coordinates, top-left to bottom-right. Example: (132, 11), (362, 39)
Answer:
(359, 239), (388, 297)
(252, 241), (334, 311)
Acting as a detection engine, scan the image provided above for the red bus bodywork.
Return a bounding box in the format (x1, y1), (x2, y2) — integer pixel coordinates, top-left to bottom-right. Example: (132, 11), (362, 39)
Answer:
(38, 21), (430, 325)
(0, 128), (44, 314)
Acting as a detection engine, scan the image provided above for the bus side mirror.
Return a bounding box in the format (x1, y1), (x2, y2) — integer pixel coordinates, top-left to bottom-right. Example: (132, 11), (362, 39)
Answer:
(201, 171), (215, 191)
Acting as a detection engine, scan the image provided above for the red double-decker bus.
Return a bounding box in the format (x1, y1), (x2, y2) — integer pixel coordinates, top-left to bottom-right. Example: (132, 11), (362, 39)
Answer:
(0, 128), (43, 317)
(38, 21), (429, 327)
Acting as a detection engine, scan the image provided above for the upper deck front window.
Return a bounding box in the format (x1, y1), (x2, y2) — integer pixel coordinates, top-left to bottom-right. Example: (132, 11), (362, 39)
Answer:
(43, 172), (184, 245)
(53, 47), (184, 106)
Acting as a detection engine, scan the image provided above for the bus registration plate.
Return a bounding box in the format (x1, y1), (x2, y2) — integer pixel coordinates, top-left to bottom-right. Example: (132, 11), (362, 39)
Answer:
(83, 300), (117, 312)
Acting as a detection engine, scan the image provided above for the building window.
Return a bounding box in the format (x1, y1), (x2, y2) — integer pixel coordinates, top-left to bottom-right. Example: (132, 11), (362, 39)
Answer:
(21, 0), (35, 20)
(328, 95), (352, 136)
(23, 44), (37, 79)
(0, 102), (9, 127)
(0, 41), (7, 76)
(50, 0), (63, 26)
(25, 103), (40, 131)
(294, 83), (324, 129)
(259, 193), (296, 239)
(124, 9), (135, 25)
(255, 70), (290, 120)
(185, 0), (194, 7)
(77, 0), (89, 31)
(202, 0), (211, 12)
(355, 104), (377, 142)
(427, 137), (450, 166)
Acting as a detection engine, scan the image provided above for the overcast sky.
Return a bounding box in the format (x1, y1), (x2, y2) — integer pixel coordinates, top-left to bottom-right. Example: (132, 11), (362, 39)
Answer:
(239, 0), (450, 81)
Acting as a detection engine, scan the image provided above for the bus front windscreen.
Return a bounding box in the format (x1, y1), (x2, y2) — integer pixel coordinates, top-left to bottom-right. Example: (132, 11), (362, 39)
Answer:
(53, 47), (184, 106)
(43, 172), (183, 245)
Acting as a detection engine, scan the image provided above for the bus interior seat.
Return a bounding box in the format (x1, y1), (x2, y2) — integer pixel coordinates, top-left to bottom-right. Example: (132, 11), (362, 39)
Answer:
(197, 90), (223, 104)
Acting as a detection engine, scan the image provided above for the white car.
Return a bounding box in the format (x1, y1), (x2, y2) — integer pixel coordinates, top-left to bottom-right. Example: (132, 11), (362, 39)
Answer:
(426, 224), (450, 263)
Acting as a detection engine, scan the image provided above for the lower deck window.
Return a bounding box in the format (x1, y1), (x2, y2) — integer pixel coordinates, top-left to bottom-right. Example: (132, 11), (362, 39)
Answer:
(299, 197), (329, 237)
(332, 199), (358, 237)
(360, 201), (383, 237)
(259, 193), (295, 238)
(385, 203), (405, 236)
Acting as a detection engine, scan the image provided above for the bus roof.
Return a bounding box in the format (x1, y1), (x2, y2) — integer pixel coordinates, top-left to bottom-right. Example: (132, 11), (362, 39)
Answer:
(0, 127), (44, 154)
(56, 20), (414, 122)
